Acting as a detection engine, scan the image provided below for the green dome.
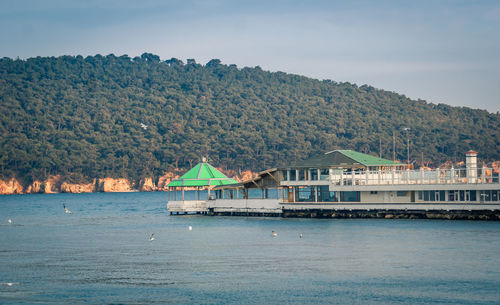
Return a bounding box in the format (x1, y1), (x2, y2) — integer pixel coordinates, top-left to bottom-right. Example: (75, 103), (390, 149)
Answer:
(167, 162), (238, 187)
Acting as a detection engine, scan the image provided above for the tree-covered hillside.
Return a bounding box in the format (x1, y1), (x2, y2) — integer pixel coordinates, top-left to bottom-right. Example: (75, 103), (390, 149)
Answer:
(0, 53), (499, 183)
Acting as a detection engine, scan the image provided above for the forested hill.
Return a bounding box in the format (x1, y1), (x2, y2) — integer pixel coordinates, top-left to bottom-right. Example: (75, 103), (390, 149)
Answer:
(0, 53), (499, 183)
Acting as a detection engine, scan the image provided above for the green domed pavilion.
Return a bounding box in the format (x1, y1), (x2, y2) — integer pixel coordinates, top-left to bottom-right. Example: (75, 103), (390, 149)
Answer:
(167, 159), (238, 207)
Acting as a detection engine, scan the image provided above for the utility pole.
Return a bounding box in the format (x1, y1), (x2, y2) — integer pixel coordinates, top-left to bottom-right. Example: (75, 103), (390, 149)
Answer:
(403, 127), (411, 166)
(379, 137), (382, 158)
(392, 130), (396, 161)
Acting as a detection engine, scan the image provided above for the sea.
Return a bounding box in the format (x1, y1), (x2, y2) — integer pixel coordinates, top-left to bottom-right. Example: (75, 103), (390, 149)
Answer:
(1, 192), (500, 304)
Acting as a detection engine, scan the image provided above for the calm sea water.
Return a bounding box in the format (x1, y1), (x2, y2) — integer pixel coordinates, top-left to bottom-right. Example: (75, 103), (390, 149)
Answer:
(1, 192), (500, 304)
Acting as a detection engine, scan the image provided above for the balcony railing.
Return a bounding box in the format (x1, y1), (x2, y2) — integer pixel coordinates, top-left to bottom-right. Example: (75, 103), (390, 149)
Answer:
(327, 168), (499, 186)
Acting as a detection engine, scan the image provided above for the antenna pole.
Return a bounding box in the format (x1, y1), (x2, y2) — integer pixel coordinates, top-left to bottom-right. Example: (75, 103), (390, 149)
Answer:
(379, 137), (381, 158)
(392, 131), (396, 161)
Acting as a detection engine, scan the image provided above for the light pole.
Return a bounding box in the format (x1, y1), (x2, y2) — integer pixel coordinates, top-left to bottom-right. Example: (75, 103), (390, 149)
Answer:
(403, 127), (411, 166)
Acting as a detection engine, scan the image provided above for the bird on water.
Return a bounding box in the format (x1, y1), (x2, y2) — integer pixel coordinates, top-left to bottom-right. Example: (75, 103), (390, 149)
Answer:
(272, 231), (277, 237)
(8, 219), (12, 224)
(149, 233), (155, 242)
(299, 233), (303, 238)
(188, 226), (192, 231)
(63, 204), (72, 214)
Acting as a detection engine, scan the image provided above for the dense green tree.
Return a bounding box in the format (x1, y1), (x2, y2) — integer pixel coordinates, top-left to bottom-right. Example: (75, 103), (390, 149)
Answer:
(0, 54), (499, 184)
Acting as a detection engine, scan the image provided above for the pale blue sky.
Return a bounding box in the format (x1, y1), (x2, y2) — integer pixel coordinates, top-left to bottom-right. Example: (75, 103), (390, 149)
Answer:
(1, 0), (499, 112)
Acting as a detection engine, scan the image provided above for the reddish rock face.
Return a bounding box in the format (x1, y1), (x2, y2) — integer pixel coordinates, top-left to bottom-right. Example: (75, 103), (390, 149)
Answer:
(60, 179), (96, 193)
(43, 175), (62, 194)
(139, 177), (157, 192)
(26, 180), (42, 193)
(97, 178), (133, 192)
(0, 178), (23, 195)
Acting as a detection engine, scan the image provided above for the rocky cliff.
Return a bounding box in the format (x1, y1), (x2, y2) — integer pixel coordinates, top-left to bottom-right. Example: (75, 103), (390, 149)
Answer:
(0, 178), (24, 194)
(0, 170), (252, 195)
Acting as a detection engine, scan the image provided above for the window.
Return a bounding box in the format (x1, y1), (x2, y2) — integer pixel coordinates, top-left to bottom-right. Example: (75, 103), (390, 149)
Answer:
(397, 191), (407, 197)
(320, 169), (329, 180)
(298, 170), (306, 181)
(223, 190), (234, 199)
(248, 188), (263, 199)
(283, 170), (288, 181)
(295, 186), (315, 202)
(310, 169), (318, 181)
(341, 191), (360, 202)
(449, 190), (458, 201)
(439, 191), (446, 201)
(422, 191), (440, 201)
(424, 191), (430, 201)
(480, 190), (500, 202)
(289, 170), (296, 181)
(370, 191), (378, 195)
(317, 186), (338, 202)
(470, 190), (476, 201)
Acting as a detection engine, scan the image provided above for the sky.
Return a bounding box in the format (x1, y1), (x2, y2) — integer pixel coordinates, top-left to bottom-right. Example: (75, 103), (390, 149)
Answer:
(1, 0), (499, 112)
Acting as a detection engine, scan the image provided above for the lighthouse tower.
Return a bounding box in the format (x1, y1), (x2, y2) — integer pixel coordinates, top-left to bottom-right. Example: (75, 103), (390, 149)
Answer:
(466, 150), (478, 183)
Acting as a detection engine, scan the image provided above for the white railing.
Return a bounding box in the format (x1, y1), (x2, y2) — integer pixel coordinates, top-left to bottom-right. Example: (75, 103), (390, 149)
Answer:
(328, 167), (499, 186)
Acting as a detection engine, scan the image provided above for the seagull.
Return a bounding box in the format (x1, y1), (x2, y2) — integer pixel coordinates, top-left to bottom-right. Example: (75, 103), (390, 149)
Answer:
(63, 204), (72, 214)
(149, 233), (155, 242)
(8, 219), (12, 224)
(188, 226), (192, 231)
(299, 233), (303, 238)
(140, 122), (148, 130)
(272, 231), (277, 237)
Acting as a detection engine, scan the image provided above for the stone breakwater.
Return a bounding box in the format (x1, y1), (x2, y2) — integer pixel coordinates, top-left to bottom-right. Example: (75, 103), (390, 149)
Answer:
(282, 209), (500, 221)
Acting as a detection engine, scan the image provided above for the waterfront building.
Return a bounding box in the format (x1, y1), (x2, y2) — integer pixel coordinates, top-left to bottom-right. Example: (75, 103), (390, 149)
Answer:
(169, 150), (500, 219)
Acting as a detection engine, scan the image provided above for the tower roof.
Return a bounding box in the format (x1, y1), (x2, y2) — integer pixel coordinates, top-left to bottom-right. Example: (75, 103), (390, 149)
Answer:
(167, 162), (238, 187)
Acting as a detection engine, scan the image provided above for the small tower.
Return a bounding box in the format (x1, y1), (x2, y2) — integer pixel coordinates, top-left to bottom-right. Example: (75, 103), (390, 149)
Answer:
(466, 150), (478, 183)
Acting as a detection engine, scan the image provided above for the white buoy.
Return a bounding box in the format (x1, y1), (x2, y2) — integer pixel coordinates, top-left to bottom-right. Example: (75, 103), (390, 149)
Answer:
(8, 219), (12, 224)
(272, 231), (277, 237)
(188, 226), (192, 231)
(149, 233), (155, 242)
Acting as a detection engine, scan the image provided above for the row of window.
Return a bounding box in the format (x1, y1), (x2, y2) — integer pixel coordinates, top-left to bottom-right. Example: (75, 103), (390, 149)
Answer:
(294, 186), (360, 202)
(285, 169), (330, 181)
(215, 188), (283, 200)
(418, 190), (500, 202)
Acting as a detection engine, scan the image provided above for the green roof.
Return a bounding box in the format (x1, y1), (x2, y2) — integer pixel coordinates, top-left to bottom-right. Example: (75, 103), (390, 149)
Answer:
(289, 150), (402, 168)
(167, 162), (238, 187)
(337, 150), (402, 166)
